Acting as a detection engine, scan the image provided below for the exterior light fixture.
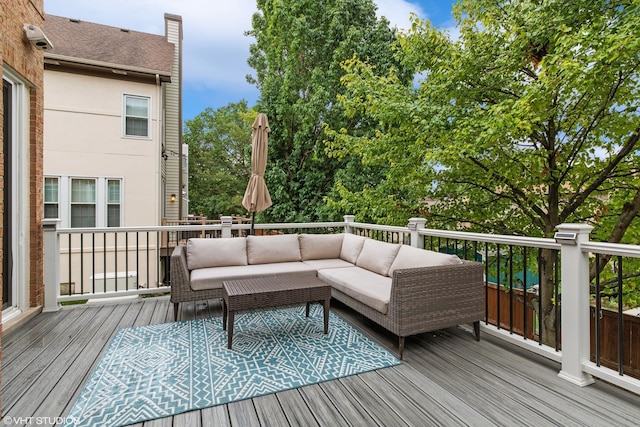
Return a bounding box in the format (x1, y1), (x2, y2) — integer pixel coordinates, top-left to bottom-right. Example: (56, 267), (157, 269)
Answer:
(170, 194), (177, 202)
(23, 24), (54, 50)
(554, 232), (577, 245)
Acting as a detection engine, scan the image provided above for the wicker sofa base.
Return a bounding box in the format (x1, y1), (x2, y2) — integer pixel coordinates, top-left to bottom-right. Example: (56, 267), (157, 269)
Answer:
(332, 288), (481, 359)
(329, 261), (484, 359)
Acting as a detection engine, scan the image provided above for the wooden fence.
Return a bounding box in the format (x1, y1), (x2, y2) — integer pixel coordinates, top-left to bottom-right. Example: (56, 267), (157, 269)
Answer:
(485, 285), (640, 379)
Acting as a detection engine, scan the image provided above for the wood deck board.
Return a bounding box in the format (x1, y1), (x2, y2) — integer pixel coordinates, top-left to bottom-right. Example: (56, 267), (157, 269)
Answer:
(20, 310), (128, 416)
(253, 393), (293, 427)
(431, 333), (602, 426)
(2, 296), (640, 426)
(317, 377), (379, 426)
(298, 384), (350, 427)
(378, 364), (484, 427)
(34, 304), (139, 418)
(275, 389), (320, 427)
(415, 335), (570, 426)
(436, 328), (640, 425)
(338, 373), (411, 427)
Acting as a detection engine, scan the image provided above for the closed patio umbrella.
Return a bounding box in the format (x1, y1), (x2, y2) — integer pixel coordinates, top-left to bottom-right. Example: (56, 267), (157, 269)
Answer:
(242, 113), (272, 235)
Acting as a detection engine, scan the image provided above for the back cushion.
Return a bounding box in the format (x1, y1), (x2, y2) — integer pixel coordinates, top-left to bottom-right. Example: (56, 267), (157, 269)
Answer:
(186, 238), (247, 270)
(299, 233), (344, 260)
(247, 234), (301, 264)
(340, 233), (367, 264)
(356, 239), (401, 276)
(388, 245), (463, 276)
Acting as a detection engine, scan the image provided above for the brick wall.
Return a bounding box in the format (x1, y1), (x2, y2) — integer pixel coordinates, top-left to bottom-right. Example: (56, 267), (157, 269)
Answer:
(1, 0), (46, 412)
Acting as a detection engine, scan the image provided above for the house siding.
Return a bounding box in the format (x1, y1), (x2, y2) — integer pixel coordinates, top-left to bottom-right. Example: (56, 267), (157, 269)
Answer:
(44, 71), (161, 227)
(164, 14), (183, 221)
(1, 0), (46, 404)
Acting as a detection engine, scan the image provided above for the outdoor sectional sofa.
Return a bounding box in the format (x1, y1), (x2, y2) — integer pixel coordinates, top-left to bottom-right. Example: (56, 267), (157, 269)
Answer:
(170, 232), (484, 358)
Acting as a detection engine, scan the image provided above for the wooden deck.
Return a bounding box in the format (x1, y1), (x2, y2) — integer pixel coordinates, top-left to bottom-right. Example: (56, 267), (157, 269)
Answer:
(3, 296), (640, 426)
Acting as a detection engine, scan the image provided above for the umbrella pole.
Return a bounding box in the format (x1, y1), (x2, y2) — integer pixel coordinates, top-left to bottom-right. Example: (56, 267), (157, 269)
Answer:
(250, 211), (256, 235)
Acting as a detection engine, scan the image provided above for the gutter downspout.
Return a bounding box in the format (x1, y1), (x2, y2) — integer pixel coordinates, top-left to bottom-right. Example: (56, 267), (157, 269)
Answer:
(156, 73), (162, 225)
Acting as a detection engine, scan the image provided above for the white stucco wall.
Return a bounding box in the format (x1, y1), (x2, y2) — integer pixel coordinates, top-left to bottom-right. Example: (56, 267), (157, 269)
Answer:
(44, 69), (161, 227)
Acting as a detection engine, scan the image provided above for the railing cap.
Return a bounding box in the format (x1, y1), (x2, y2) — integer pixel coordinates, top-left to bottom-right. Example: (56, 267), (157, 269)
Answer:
(556, 223), (594, 234)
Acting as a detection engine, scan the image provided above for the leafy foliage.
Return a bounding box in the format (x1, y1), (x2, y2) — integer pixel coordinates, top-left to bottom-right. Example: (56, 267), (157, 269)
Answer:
(183, 101), (255, 219)
(246, 0), (411, 222)
(327, 0), (640, 337)
(331, 0), (640, 236)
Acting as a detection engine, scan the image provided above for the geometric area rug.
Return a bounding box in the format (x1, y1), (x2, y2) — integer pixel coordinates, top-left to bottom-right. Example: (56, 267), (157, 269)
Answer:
(65, 305), (400, 426)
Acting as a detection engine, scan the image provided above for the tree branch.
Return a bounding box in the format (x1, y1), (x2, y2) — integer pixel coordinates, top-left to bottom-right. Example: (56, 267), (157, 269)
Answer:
(561, 125), (640, 222)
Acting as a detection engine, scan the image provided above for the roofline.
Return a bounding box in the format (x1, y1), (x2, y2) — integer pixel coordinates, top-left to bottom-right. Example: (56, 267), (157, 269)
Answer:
(44, 52), (172, 81)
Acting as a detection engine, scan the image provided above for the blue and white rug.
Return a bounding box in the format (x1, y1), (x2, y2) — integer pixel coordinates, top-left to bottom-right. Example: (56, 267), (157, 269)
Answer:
(66, 305), (400, 426)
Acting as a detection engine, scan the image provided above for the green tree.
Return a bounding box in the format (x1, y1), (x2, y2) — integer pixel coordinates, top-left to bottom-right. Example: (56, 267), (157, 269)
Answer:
(328, 0), (640, 344)
(183, 101), (255, 218)
(246, 0), (411, 222)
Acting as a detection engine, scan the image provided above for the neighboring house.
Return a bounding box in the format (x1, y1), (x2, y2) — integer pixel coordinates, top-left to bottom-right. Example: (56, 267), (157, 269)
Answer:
(43, 13), (185, 228)
(1, 1), (46, 333)
(42, 14), (184, 294)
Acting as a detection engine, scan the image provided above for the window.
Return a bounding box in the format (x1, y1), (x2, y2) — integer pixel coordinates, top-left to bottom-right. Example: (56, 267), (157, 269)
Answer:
(71, 178), (96, 228)
(107, 179), (121, 227)
(124, 95), (150, 137)
(44, 177), (59, 219)
(44, 177), (124, 228)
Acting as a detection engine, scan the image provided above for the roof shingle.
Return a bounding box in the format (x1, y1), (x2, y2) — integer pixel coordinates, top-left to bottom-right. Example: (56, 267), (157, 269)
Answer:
(44, 14), (174, 76)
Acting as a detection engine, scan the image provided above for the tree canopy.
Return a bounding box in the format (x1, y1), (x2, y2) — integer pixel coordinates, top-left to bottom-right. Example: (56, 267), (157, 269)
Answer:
(246, 0), (412, 222)
(183, 101), (255, 219)
(328, 0), (640, 239)
(326, 0), (640, 342)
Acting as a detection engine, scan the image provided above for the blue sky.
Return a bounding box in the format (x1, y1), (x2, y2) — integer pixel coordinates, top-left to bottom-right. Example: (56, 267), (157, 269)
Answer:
(45, 1), (458, 122)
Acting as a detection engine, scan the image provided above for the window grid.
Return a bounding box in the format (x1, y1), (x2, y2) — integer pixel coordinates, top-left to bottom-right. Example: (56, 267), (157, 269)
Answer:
(44, 177), (59, 219)
(107, 179), (121, 227)
(71, 178), (96, 228)
(124, 95), (150, 137)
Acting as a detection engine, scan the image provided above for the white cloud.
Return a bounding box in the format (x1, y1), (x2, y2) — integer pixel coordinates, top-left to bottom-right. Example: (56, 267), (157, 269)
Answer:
(46, 0), (257, 89)
(376, 0), (426, 31)
(45, 1), (444, 112)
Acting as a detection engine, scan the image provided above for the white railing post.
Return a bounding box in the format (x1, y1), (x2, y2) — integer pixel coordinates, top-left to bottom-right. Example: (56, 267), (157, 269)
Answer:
(408, 218), (426, 248)
(221, 216), (233, 238)
(43, 219), (61, 312)
(344, 215), (355, 234)
(556, 223), (595, 387)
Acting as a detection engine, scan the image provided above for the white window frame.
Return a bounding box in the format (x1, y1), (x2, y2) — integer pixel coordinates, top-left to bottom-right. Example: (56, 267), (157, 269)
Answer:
(106, 178), (122, 227)
(123, 94), (151, 139)
(53, 176), (123, 228)
(70, 178), (97, 228)
(44, 176), (60, 219)
(2, 67), (30, 317)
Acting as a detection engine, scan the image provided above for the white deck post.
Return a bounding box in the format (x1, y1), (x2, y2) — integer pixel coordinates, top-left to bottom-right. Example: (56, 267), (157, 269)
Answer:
(556, 223), (595, 387)
(343, 215), (355, 234)
(408, 218), (426, 248)
(221, 216), (233, 238)
(43, 219), (61, 312)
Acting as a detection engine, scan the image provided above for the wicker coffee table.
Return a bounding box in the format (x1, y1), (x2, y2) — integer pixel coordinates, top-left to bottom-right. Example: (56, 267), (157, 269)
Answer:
(222, 274), (331, 349)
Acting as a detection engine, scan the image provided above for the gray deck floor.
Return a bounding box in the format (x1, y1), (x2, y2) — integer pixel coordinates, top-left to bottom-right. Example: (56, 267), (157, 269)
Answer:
(2, 296), (640, 426)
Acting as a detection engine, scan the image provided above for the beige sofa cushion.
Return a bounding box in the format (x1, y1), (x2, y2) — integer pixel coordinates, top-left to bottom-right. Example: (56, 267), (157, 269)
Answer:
(340, 233), (366, 264)
(246, 234), (301, 264)
(299, 233), (344, 260)
(190, 262), (316, 291)
(388, 245), (463, 276)
(318, 267), (392, 314)
(186, 238), (247, 270)
(356, 239), (401, 276)
(302, 258), (354, 270)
